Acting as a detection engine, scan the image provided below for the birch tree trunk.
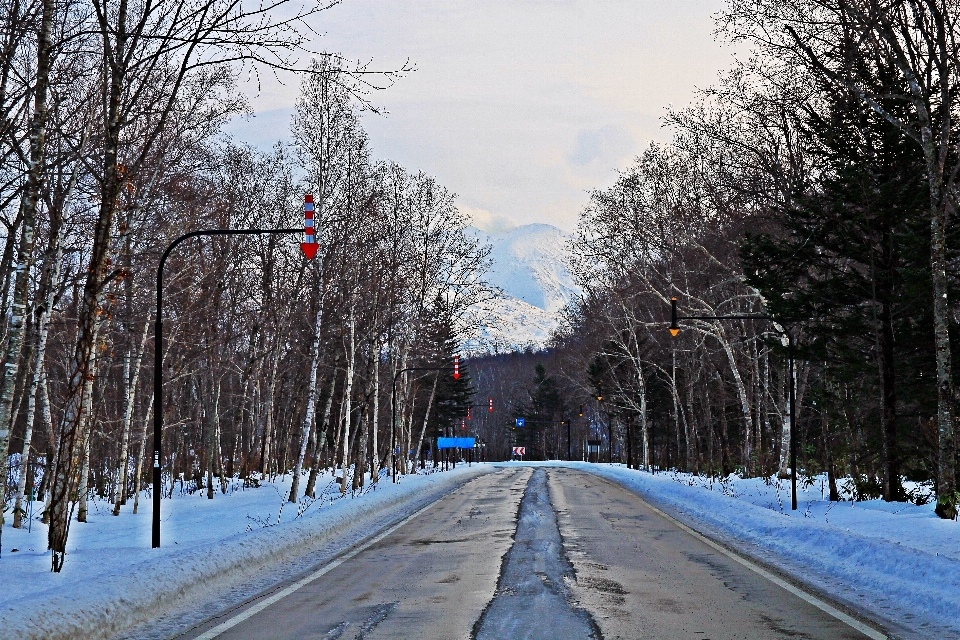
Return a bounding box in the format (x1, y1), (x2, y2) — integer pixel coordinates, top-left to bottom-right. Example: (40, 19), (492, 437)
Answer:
(0, 0), (54, 545)
(639, 372), (650, 471)
(12, 234), (63, 528)
(306, 363), (338, 498)
(76, 429), (92, 523)
(289, 303), (323, 502)
(353, 399), (371, 491)
(712, 327), (753, 476)
(340, 301), (357, 493)
(41, 375), (56, 524)
(370, 343), (381, 483)
(12, 358), (44, 529)
(777, 335), (793, 479)
(414, 376), (439, 470)
(132, 393), (154, 514)
(112, 317), (150, 514)
(260, 346), (282, 476)
(50, 314), (104, 568)
(208, 376), (226, 495)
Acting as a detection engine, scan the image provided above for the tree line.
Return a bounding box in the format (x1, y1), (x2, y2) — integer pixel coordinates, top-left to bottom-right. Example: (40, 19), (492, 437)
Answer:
(0, 0), (487, 571)
(534, 0), (960, 520)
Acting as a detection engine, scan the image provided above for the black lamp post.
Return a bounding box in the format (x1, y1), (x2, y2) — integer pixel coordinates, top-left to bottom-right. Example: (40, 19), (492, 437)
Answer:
(154, 227), (305, 548)
(669, 297), (798, 510)
(578, 404), (583, 461)
(595, 389), (614, 464)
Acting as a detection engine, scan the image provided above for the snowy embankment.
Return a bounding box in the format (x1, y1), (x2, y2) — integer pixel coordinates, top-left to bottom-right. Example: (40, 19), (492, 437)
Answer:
(0, 465), (487, 640)
(564, 462), (960, 637)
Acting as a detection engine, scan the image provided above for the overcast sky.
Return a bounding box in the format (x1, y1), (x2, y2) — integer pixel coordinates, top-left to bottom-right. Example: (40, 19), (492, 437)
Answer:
(225, 0), (735, 233)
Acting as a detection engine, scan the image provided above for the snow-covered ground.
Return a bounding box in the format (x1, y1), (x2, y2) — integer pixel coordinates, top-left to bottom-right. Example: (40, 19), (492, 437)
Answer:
(5, 460), (954, 638)
(555, 462), (960, 638)
(0, 465), (487, 640)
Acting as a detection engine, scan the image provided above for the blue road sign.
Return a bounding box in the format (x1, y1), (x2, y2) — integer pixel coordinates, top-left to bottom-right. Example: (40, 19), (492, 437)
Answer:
(437, 437), (475, 449)
(515, 418), (525, 427)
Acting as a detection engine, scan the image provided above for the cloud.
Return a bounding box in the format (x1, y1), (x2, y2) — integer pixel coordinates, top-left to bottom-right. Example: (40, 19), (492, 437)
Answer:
(568, 125), (633, 167)
(227, 1), (734, 237)
(459, 204), (519, 234)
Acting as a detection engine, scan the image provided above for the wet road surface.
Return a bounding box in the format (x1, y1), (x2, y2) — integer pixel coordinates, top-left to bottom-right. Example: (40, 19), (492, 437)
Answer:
(175, 466), (884, 640)
(473, 470), (599, 639)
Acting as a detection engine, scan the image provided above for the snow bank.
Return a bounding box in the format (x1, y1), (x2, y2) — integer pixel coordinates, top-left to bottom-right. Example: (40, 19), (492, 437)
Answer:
(0, 465), (488, 640)
(559, 462), (960, 636)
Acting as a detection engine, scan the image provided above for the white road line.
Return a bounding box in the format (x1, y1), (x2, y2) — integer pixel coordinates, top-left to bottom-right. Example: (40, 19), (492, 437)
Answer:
(631, 492), (888, 640)
(192, 490), (455, 640)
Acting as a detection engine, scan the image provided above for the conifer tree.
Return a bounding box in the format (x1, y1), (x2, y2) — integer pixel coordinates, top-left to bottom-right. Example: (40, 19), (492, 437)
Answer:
(425, 293), (474, 440)
(741, 69), (942, 502)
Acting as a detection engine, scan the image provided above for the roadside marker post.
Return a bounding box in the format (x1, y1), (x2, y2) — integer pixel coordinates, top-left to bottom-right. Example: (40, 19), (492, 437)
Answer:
(301, 194), (319, 259)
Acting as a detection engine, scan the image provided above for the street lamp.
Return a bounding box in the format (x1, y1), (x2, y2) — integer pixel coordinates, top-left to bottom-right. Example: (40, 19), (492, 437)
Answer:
(595, 390), (614, 464)
(153, 223), (315, 548)
(669, 296), (798, 510)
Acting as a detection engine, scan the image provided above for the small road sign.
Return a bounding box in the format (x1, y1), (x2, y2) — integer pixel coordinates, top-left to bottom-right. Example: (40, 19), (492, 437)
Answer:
(515, 418), (525, 427)
(512, 447), (525, 456)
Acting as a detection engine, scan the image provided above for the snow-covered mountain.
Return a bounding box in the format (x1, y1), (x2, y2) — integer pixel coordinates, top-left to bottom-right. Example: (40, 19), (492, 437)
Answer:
(465, 224), (580, 353)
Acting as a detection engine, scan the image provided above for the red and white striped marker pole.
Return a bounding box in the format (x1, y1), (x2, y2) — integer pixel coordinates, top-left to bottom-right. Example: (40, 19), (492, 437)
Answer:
(489, 397), (493, 413)
(300, 194), (319, 260)
(453, 355), (460, 380)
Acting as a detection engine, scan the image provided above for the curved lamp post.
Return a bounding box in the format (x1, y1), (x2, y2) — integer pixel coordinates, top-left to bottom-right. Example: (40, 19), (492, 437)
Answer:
(669, 297), (798, 510)
(153, 226), (313, 548)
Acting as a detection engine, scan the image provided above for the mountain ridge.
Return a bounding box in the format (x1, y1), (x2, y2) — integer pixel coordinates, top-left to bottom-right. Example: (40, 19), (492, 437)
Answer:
(465, 222), (580, 353)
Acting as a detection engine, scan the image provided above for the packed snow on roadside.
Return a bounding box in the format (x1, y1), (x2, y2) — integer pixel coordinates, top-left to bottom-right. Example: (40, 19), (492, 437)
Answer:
(0, 464), (485, 640)
(563, 461), (960, 636)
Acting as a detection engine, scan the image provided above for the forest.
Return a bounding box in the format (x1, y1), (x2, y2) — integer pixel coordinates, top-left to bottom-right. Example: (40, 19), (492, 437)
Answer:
(3, 0), (960, 576)
(0, 0), (488, 572)
(480, 0), (960, 522)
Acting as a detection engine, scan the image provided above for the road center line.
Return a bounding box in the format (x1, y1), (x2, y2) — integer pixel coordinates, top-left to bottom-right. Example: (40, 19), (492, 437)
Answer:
(191, 485), (461, 640)
(620, 484), (887, 640)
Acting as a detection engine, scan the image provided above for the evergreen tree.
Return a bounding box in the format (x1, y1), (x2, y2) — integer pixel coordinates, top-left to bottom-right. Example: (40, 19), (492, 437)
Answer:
(741, 68), (939, 501)
(424, 293), (474, 440)
(512, 362), (567, 459)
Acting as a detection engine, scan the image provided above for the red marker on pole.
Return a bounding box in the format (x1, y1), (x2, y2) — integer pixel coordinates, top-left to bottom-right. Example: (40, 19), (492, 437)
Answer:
(489, 397), (493, 413)
(453, 354), (460, 380)
(300, 194), (319, 260)
(467, 407), (471, 420)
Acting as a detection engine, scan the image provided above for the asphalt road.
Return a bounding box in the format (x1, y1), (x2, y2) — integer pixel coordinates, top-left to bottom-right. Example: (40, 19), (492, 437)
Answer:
(175, 466), (885, 640)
